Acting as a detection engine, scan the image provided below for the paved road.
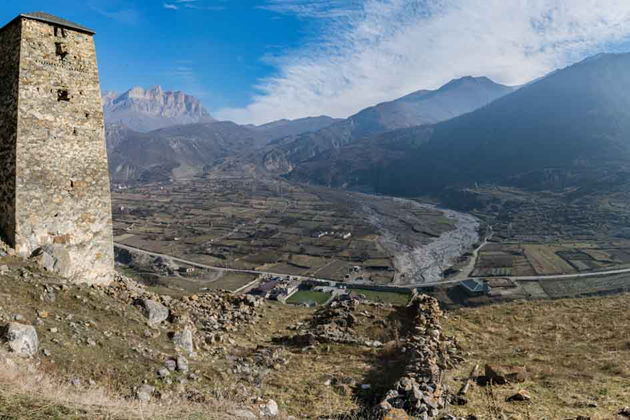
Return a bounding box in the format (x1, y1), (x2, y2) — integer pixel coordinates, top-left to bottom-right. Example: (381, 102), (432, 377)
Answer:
(404, 266), (630, 288)
(114, 242), (331, 283)
(115, 242), (630, 291)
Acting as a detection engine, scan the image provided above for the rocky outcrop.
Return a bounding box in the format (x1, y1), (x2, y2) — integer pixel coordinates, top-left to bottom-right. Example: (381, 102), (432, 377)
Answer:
(104, 86), (214, 132)
(2, 322), (38, 357)
(137, 298), (169, 325)
(377, 295), (461, 419)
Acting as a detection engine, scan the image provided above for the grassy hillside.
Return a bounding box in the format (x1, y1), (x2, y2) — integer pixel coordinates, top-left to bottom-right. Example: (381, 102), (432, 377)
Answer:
(0, 252), (627, 419)
(443, 294), (630, 419)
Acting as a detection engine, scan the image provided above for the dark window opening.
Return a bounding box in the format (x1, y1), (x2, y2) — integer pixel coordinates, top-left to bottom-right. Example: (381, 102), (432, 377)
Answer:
(85, 112), (90, 119)
(54, 26), (66, 38)
(55, 42), (68, 60)
(57, 89), (70, 102)
(72, 128), (78, 136)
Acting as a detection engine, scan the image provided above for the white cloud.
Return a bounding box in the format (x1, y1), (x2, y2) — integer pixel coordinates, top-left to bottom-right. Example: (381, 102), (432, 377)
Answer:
(216, 0), (630, 124)
(163, 3), (179, 10)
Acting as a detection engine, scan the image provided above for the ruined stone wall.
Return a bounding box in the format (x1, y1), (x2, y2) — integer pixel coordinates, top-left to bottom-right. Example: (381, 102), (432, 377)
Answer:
(0, 20), (21, 245)
(13, 17), (114, 284)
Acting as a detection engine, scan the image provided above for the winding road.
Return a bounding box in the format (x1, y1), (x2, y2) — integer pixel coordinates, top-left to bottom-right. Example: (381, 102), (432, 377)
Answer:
(115, 242), (630, 291)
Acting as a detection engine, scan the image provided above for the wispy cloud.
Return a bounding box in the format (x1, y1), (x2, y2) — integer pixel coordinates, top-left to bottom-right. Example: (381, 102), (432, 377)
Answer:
(217, 0), (630, 124)
(164, 0), (225, 11)
(259, 0), (362, 19)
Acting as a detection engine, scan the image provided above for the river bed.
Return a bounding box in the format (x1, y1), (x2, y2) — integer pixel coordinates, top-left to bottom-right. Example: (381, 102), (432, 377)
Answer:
(360, 196), (480, 284)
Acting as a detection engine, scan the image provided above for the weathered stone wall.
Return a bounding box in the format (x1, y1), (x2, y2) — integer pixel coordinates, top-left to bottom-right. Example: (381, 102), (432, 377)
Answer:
(1, 17), (114, 284)
(0, 20), (21, 245)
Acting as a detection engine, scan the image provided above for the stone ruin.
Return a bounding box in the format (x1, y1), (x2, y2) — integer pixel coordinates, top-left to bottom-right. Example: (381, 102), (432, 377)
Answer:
(377, 295), (462, 419)
(0, 12), (114, 284)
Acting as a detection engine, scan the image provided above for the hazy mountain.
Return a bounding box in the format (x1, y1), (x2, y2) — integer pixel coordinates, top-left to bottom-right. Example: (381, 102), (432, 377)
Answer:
(107, 121), (265, 184)
(262, 76), (515, 173)
(103, 86), (214, 132)
(252, 116), (342, 141)
(288, 53), (630, 196)
(106, 114), (343, 184)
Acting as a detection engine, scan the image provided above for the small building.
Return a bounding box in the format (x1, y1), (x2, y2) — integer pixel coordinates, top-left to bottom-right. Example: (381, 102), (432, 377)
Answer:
(459, 279), (491, 296)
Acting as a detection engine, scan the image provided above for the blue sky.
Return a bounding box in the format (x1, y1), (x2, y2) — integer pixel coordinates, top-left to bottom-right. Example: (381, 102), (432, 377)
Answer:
(3, 1), (630, 125)
(0, 0), (309, 112)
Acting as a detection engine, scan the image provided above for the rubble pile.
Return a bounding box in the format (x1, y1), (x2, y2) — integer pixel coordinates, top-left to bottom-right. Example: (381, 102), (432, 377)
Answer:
(377, 295), (461, 419)
(287, 295), (362, 346)
(105, 275), (264, 347)
(230, 345), (290, 385)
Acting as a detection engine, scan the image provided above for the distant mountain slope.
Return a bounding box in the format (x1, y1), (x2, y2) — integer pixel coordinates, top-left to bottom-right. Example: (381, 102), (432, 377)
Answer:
(288, 53), (630, 196)
(263, 77), (515, 173)
(106, 114), (342, 184)
(252, 116), (342, 141)
(107, 121), (264, 184)
(104, 86), (214, 132)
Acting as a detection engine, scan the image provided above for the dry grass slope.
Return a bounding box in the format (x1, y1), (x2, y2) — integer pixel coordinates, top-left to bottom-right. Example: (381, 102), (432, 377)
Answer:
(443, 294), (630, 419)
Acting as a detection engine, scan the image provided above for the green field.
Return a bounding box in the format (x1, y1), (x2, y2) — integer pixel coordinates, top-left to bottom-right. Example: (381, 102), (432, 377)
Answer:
(350, 289), (411, 305)
(285, 290), (332, 306)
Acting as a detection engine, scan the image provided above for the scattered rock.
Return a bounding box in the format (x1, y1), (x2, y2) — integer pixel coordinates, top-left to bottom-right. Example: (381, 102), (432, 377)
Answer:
(136, 384), (155, 402)
(164, 358), (177, 372)
(259, 399), (279, 417)
(506, 389), (531, 402)
(617, 407), (630, 419)
(2, 322), (38, 357)
(30, 245), (72, 277)
(482, 364), (528, 385)
(157, 367), (170, 378)
(176, 355), (189, 372)
(137, 298), (169, 325)
(172, 327), (194, 354)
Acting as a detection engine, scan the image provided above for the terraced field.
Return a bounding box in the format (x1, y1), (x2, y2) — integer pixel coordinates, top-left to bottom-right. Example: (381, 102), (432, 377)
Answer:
(473, 241), (630, 277)
(112, 174), (460, 287)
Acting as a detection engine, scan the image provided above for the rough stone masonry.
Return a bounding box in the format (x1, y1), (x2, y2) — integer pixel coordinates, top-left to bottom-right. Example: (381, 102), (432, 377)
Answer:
(0, 12), (114, 284)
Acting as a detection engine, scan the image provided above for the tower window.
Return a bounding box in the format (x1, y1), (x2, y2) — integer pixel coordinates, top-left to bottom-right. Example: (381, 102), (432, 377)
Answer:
(57, 89), (70, 102)
(54, 26), (67, 38)
(55, 42), (68, 60)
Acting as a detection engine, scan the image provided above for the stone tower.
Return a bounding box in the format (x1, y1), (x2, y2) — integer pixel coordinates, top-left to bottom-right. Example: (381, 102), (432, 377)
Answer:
(0, 12), (114, 284)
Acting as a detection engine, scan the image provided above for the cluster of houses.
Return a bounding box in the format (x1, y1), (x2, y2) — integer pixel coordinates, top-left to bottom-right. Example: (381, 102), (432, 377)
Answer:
(313, 231), (352, 240)
(249, 275), (301, 302)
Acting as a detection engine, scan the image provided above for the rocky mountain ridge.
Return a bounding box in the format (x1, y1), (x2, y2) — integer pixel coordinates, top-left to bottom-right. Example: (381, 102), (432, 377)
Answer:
(103, 86), (215, 132)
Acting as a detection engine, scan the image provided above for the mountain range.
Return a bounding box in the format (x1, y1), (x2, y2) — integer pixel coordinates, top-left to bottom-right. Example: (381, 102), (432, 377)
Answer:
(262, 76), (516, 173)
(104, 53), (630, 201)
(105, 77), (513, 184)
(286, 53), (630, 196)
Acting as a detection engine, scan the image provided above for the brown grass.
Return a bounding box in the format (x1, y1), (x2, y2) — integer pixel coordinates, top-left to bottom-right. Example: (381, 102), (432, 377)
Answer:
(0, 349), (238, 419)
(443, 294), (630, 419)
